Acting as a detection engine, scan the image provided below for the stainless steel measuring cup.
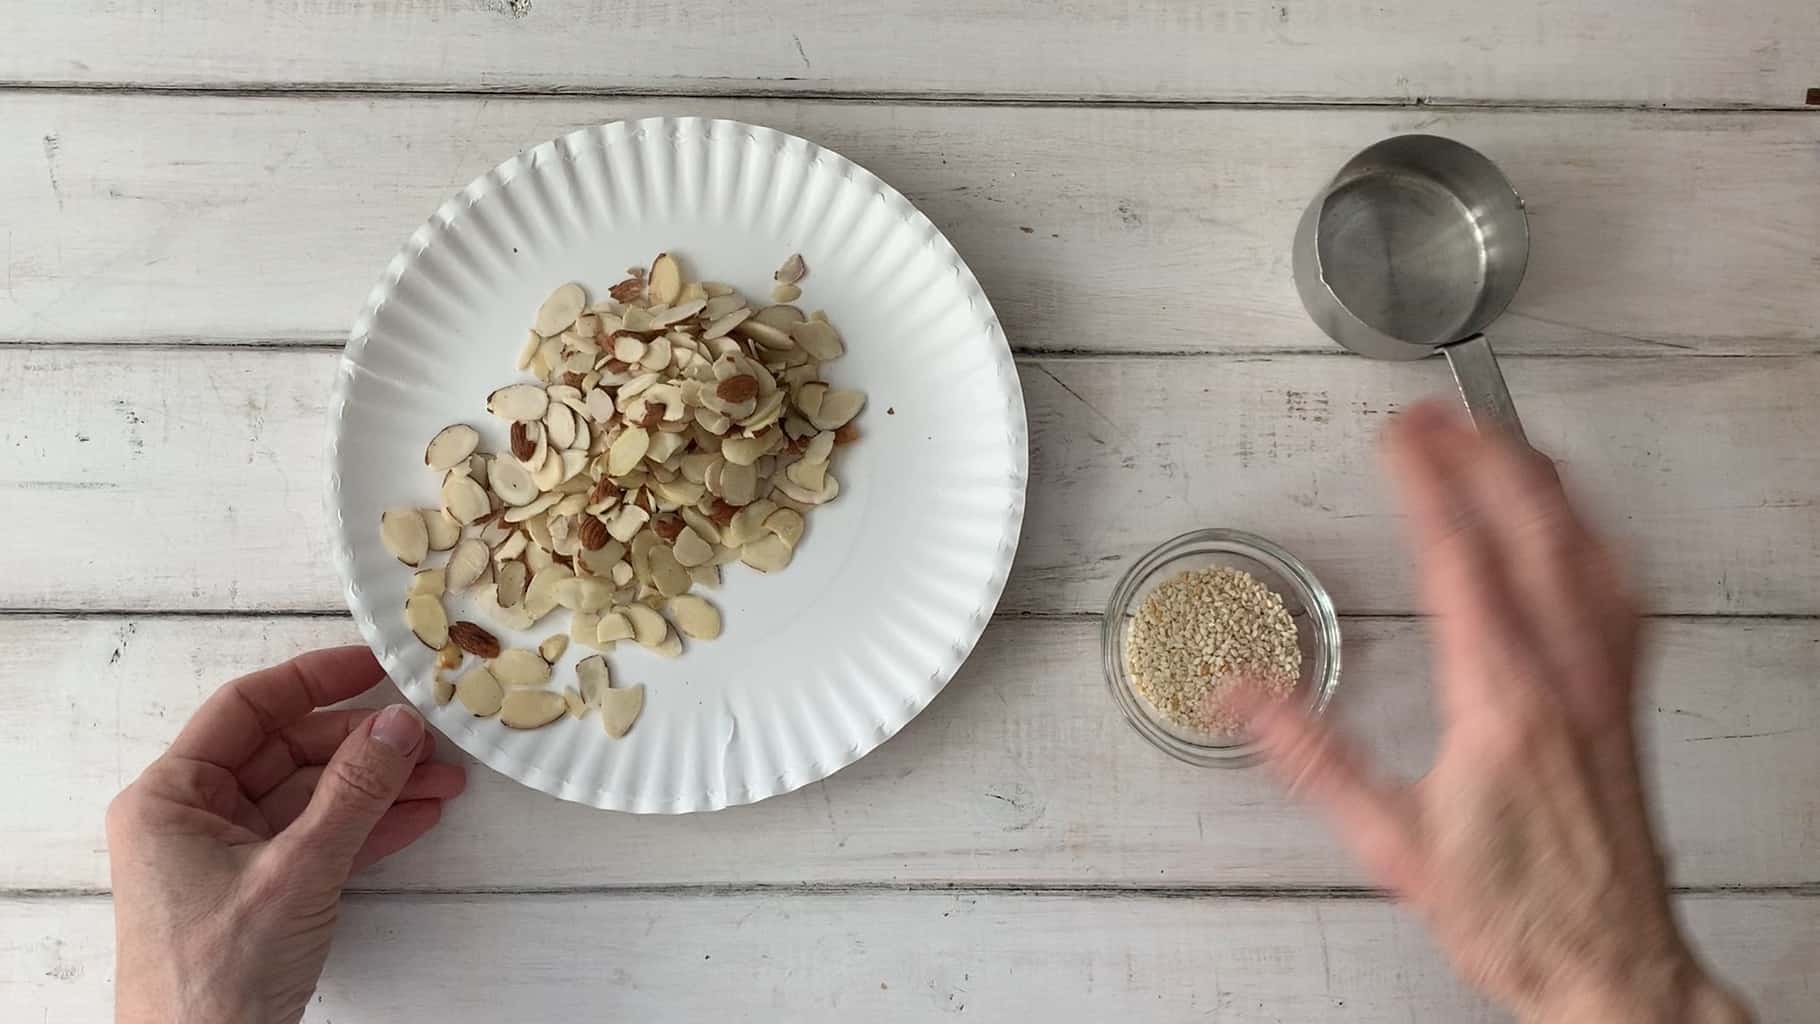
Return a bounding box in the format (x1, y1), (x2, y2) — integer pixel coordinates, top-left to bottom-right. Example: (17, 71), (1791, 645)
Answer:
(1292, 135), (1530, 443)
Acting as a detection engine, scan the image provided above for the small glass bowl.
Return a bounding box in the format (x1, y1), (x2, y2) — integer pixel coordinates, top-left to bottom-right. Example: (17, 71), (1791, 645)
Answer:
(1102, 529), (1341, 767)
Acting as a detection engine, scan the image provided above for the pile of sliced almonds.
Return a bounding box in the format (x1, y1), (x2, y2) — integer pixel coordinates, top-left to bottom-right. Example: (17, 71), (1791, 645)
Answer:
(381, 252), (863, 739)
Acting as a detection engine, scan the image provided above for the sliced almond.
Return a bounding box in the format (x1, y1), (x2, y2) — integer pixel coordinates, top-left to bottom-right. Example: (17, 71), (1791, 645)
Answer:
(538, 632), (570, 663)
(503, 491), (561, 523)
(563, 687), (587, 718)
(596, 611), (636, 644)
(405, 594), (450, 649)
(422, 508), (462, 551)
(647, 253), (683, 306)
(455, 666), (504, 716)
(535, 283), (587, 337)
(622, 603), (668, 647)
(488, 382), (551, 422)
(496, 560), (529, 607)
(608, 426), (651, 477)
(752, 304), (805, 331)
(490, 648), (552, 688)
(517, 330), (543, 371)
(424, 424), (481, 470)
(381, 508), (430, 566)
(790, 320), (844, 361)
(433, 677), (457, 706)
(555, 576), (613, 613)
(500, 688), (568, 729)
(719, 462), (758, 506)
(576, 655), (612, 705)
(648, 546), (692, 598)
(734, 318), (794, 351)
(442, 475), (491, 525)
(667, 594), (722, 640)
(481, 583), (536, 631)
(671, 526), (716, 567)
(810, 388), (865, 431)
(489, 458), (540, 507)
(771, 283), (801, 303)
(532, 444), (567, 492)
(740, 534), (794, 573)
(447, 538), (490, 590)
(522, 564), (574, 621)
(600, 685), (645, 738)
(774, 253), (806, 285)
(687, 563), (721, 589)
(409, 567), (447, 598)
(764, 507), (806, 549)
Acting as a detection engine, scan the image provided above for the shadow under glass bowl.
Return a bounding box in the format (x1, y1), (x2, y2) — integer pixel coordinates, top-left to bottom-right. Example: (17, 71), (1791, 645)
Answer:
(1102, 529), (1341, 767)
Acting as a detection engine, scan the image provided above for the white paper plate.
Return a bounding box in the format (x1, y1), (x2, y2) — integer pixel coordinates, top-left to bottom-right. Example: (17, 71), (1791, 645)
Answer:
(327, 118), (1027, 813)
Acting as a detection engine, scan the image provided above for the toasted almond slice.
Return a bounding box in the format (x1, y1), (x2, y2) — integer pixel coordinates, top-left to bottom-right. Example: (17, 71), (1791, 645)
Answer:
(496, 560), (529, 607)
(538, 633), (570, 663)
(405, 594), (449, 649)
(381, 508), (430, 566)
(489, 458), (540, 506)
(422, 508), (462, 551)
(771, 283), (801, 303)
(608, 426), (651, 477)
(596, 611), (635, 644)
(535, 283), (587, 337)
(576, 655), (612, 705)
(667, 594), (722, 640)
(488, 383), (551, 422)
(622, 603), (668, 647)
(490, 649), (552, 688)
(810, 388), (865, 431)
(442, 474), (491, 525)
(447, 538), (489, 589)
(764, 507), (806, 548)
(433, 677), (457, 706)
(500, 688), (568, 729)
(600, 685), (645, 738)
(740, 534), (794, 573)
(775, 253), (806, 285)
(455, 666), (503, 716)
(424, 424), (481, 470)
(409, 567), (446, 598)
(563, 687), (587, 718)
(648, 253), (683, 306)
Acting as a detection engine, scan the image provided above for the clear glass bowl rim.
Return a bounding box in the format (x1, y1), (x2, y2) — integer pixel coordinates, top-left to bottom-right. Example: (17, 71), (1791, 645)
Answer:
(1101, 528), (1341, 767)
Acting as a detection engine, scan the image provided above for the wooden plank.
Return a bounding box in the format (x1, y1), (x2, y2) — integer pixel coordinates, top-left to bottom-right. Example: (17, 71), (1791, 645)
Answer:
(4, 614), (1814, 891)
(4, 346), (1817, 616)
(4, 1), (1817, 107)
(5, 94), (1817, 356)
(4, 893), (1814, 1022)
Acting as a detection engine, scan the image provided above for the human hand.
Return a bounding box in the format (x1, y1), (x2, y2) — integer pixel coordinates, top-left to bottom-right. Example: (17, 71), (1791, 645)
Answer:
(107, 646), (467, 1024)
(1243, 403), (1750, 1023)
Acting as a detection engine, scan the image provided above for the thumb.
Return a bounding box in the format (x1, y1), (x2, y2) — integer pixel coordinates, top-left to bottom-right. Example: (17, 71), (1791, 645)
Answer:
(280, 703), (427, 876)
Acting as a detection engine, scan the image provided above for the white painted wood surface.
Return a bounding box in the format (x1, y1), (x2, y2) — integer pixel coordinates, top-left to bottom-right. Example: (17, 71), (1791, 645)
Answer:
(5, 347), (1817, 615)
(5, 3), (1818, 1020)
(4, 1), (1817, 107)
(5, 96), (1817, 355)
(4, 893), (1815, 1022)
(4, 615), (1815, 892)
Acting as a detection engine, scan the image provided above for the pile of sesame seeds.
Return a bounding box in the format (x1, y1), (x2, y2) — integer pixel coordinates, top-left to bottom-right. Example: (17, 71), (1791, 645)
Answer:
(1124, 566), (1302, 736)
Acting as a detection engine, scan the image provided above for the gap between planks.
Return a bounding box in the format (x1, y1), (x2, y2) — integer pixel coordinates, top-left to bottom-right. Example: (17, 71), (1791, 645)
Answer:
(2, 81), (1819, 113)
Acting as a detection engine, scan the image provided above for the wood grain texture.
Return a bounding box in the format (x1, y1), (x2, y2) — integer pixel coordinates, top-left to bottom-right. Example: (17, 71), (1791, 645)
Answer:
(5, 95), (1817, 355)
(4, 0), (1817, 107)
(6, 614), (1814, 891)
(5, 893), (1815, 1022)
(4, 346), (1816, 615)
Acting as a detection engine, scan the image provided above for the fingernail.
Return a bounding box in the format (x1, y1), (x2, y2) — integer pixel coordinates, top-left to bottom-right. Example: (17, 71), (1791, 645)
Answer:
(371, 703), (424, 754)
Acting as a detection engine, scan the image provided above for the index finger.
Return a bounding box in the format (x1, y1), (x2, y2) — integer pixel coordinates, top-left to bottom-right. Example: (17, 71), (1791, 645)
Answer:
(167, 645), (388, 769)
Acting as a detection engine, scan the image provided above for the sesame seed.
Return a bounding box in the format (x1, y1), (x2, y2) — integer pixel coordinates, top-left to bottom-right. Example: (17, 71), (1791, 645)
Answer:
(1124, 566), (1302, 737)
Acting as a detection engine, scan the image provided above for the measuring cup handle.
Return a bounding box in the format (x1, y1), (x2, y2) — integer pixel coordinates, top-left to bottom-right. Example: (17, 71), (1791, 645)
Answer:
(1441, 334), (1528, 446)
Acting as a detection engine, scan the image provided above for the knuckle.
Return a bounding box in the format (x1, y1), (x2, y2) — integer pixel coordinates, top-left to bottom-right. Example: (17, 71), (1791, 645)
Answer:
(327, 756), (398, 804)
